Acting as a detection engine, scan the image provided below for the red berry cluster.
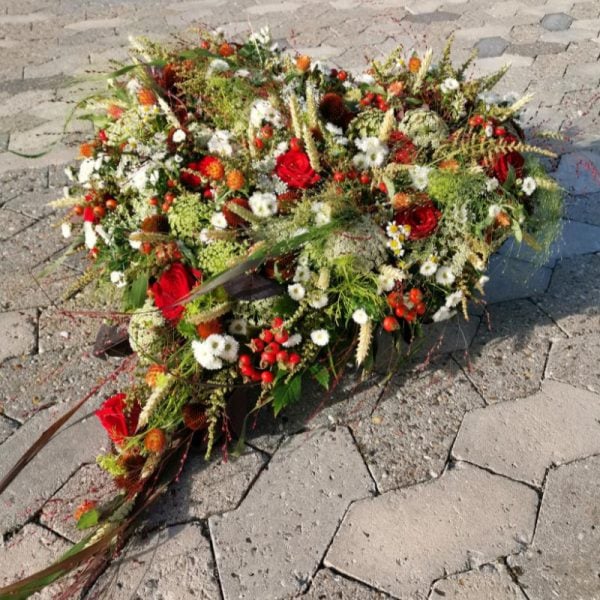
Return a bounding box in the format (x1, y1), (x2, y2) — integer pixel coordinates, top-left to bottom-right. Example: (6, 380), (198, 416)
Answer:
(238, 317), (301, 385)
(359, 92), (389, 111)
(468, 115), (506, 137)
(382, 288), (426, 331)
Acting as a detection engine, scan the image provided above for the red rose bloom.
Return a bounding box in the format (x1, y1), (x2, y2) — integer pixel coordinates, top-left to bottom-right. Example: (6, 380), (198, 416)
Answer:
(150, 262), (202, 324)
(389, 132), (418, 165)
(275, 149), (321, 189)
(395, 200), (442, 240)
(95, 393), (140, 445)
(492, 135), (525, 183)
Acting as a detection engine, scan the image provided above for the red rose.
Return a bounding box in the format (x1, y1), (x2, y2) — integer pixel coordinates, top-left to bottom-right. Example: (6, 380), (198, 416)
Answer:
(492, 135), (525, 183)
(275, 149), (321, 189)
(95, 393), (140, 445)
(395, 200), (442, 240)
(390, 132), (417, 165)
(150, 262), (202, 324)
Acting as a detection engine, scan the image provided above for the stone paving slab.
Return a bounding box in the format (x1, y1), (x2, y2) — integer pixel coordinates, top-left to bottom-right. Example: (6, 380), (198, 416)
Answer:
(306, 568), (391, 599)
(555, 150), (600, 194)
(508, 455), (600, 600)
(0, 414), (18, 445)
(564, 192), (600, 226)
(0, 309), (37, 364)
(325, 462), (538, 599)
(452, 380), (600, 487)
(546, 333), (600, 393)
(88, 522), (221, 599)
(351, 356), (484, 492)
(209, 427), (374, 600)
(429, 562), (527, 599)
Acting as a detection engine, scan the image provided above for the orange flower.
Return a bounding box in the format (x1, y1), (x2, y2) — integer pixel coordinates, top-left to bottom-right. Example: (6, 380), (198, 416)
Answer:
(196, 319), (222, 339)
(388, 81), (405, 96)
(218, 42), (235, 57)
(73, 500), (97, 521)
(182, 404), (209, 431)
(107, 104), (124, 120)
(144, 428), (167, 453)
(408, 56), (421, 73)
(391, 192), (411, 210)
(199, 156), (224, 181)
(79, 142), (95, 158)
(137, 88), (157, 106)
(145, 364), (166, 387)
(296, 55), (311, 72)
(439, 159), (460, 172)
(495, 211), (511, 228)
(226, 169), (245, 191)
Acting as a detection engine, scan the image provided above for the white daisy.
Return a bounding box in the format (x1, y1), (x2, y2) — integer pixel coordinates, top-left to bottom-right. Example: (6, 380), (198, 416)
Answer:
(486, 177), (499, 192)
(219, 335), (239, 362)
(436, 266), (456, 286)
(192, 340), (223, 370)
(248, 192), (278, 217)
(172, 129), (186, 143)
(352, 309), (369, 325)
(377, 274), (395, 293)
(445, 290), (463, 308)
(420, 259), (438, 277)
(110, 271), (127, 288)
(210, 212), (228, 229)
(353, 136), (389, 168)
(205, 334), (226, 355)
(410, 165), (431, 191)
(522, 176), (537, 196)
(293, 265), (312, 283)
(440, 77), (459, 94)
(208, 129), (233, 157)
(282, 333), (302, 348)
(309, 293), (329, 309)
(310, 329), (330, 346)
(229, 319), (248, 336)
(432, 306), (456, 322)
(288, 283), (306, 301)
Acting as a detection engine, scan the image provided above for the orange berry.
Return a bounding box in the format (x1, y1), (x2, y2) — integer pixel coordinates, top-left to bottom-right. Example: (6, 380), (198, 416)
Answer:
(105, 198), (118, 210)
(145, 364), (166, 387)
(296, 55), (311, 72)
(93, 204), (105, 219)
(73, 500), (97, 521)
(182, 404), (209, 431)
(74, 205), (84, 216)
(226, 170), (245, 191)
(137, 88), (157, 106)
(408, 56), (421, 73)
(79, 142), (94, 158)
(141, 242), (153, 254)
(144, 428), (167, 453)
(218, 42), (234, 57)
(408, 288), (423, 305)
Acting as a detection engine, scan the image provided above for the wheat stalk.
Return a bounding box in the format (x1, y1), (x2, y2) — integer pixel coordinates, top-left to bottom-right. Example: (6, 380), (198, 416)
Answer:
(355, 320), (373, 366)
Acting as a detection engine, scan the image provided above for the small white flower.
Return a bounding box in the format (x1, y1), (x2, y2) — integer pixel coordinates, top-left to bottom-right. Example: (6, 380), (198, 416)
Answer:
(352, 308), (369, 325)
(248, 192), (278, 217)
(288, 283), (306, 301)
(315, 211), (331, 226)
(440, 77), (459, 94)
(83, 221), (97, 249)
(436, 266), (456, 286)
(210, 212), (228, 229)
(126, 78), (141, 95)
(205, 333), (226, 355)
(229, 319), (248, 336)
(207, 58), (230, 75)
(488, 204), (502, 218)
(219, 335), (239, 362)
(234, 69), (250, 78)
(129, 233), (142, 250)
(110, 271), (127, 288)
(309, 293), (329, 309)
(410, 165), (431, 191)
(377, 274), (395, 293)
(250, 99), (283, 128)
(522, 176), (537, 196)
(353, 136), (389, 168)
(310, 329), (330, 346)
(293, 265), (312, 283)
(432, 306), (456, 322)
(355, 73), (375, 85)
(283, 333), (302, 348)
(485, 124), (494, 137)
(420, 259), (438, 277)
(486, 177), (499, 192)
(192, 341), (224, 370)
(445, 290), (463, 308)
(78, 158), (96, 184)
(325, 122), (344, 136)
(61, 222), (72, 239)
(172, 129), (186, 143)
(208, 129), (233, 157)
(478, 275), (490, 287)
(199, 228), (212, 244)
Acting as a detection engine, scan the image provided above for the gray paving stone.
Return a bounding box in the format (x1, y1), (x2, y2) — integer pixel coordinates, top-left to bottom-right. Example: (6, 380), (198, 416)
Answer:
(430, 562), (528, 599)
(142, 447), (266, 530)
(506, 41), (567, 56)
(351, 356), (484, 492)
(541, 12), (574, 31)
(455, 299), (563, 404)
(533, 253), (600, 336)
(210, 427), (374, 600)
(570, 1), (600, 18)
(475, 36), (509, 58)
(508, 455), (600, 599)
(0, 523), (71, 600)
(545, 334), (600, 393)
(564, 192), (600, 226)
(88, 522), (221, 599)
(306, 568), (391, 599)
(325, 462), (538, 599)
(482, 255), (552, 304)
(0, 414), (17, 445)
(0, 207), (36, 241)
(452, 380), (600, 486)
(0, 400), (106, 534)
(0, 309), (37, 363)
(39, 462), (117, 543)
(404, 11), (460, 23)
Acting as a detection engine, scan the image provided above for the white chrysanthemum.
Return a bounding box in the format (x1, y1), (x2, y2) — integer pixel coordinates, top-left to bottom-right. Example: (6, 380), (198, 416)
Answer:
(210, 212), (228, 229)
(192, 340), (224, 370)
(83, 221), (97, 249)
(310, 329), (330, 346)
(288, 283), (306, 301)
(229, 319), (248, 336)
(172, 129), (186, 143)
(130, 164), (149, 192)
(445, 290), (464, 308)
(219, 335), (240, 362)
(436, 266), (456, 286)
(126, 78), (141, 95)
(207, 59), (230, 75)
(204, 334), (226, 355)
(248, 192), (278, 217)
(352, 308), (369, 325)
(208, 129), (233, 157)
(486, 177), (499, 192)
(250, 99), (283, 128)
(353, 136), (389, 168)
(311, 202), (331, 225)
(377, 274), (395, 293)
(110, 271), (127, 288)
(440, 77), (459, 93)
(78, 158), (96, 184)
(309, 293), (329, 309)
(522, 176), (537, 196)
(410, 165), (431, 191)
(420, 259), (438, 277)
(61, 222), (72, 239)
(488, 204), (502, 218)
(293, 265), (312, 283)
(129, 233), (142, 250)
(432, 306), (456, 322)
(283, 333), (302, 348)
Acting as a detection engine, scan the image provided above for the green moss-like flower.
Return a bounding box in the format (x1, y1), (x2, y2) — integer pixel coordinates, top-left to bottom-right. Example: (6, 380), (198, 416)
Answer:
(347, 108), (386, 139)
(196, 239), (248, 276)
(128, 298), (166, 363)
(167, 193), (213, 245)
(399, 108), (449, 149)
(234, 296), (281, 327)
(427, 168), (487, 208)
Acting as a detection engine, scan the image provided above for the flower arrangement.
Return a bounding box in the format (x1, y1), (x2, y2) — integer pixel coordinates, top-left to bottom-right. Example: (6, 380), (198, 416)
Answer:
(0, 28), (563, 597)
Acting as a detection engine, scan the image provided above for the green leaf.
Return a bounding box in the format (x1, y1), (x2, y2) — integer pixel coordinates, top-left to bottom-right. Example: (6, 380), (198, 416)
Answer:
(310, 365), (330, 390)
(511, 219), (523, 243)
(76, 508), (99, 530)
(124, 273), (149, 310)
(272, 375), (302, 417)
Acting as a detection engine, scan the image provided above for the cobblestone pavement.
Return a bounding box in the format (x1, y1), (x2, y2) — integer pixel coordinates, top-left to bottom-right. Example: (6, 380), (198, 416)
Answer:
(1, 0), (599, 598)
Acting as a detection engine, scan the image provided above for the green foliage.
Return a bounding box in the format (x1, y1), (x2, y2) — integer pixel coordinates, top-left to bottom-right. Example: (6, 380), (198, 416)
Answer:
(273, 373), (302, 416)
(76, 508), (99, 530)
(167, 193), (213, 245)
(196, 239), (249, 276)
(123, 272), (149, 310)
